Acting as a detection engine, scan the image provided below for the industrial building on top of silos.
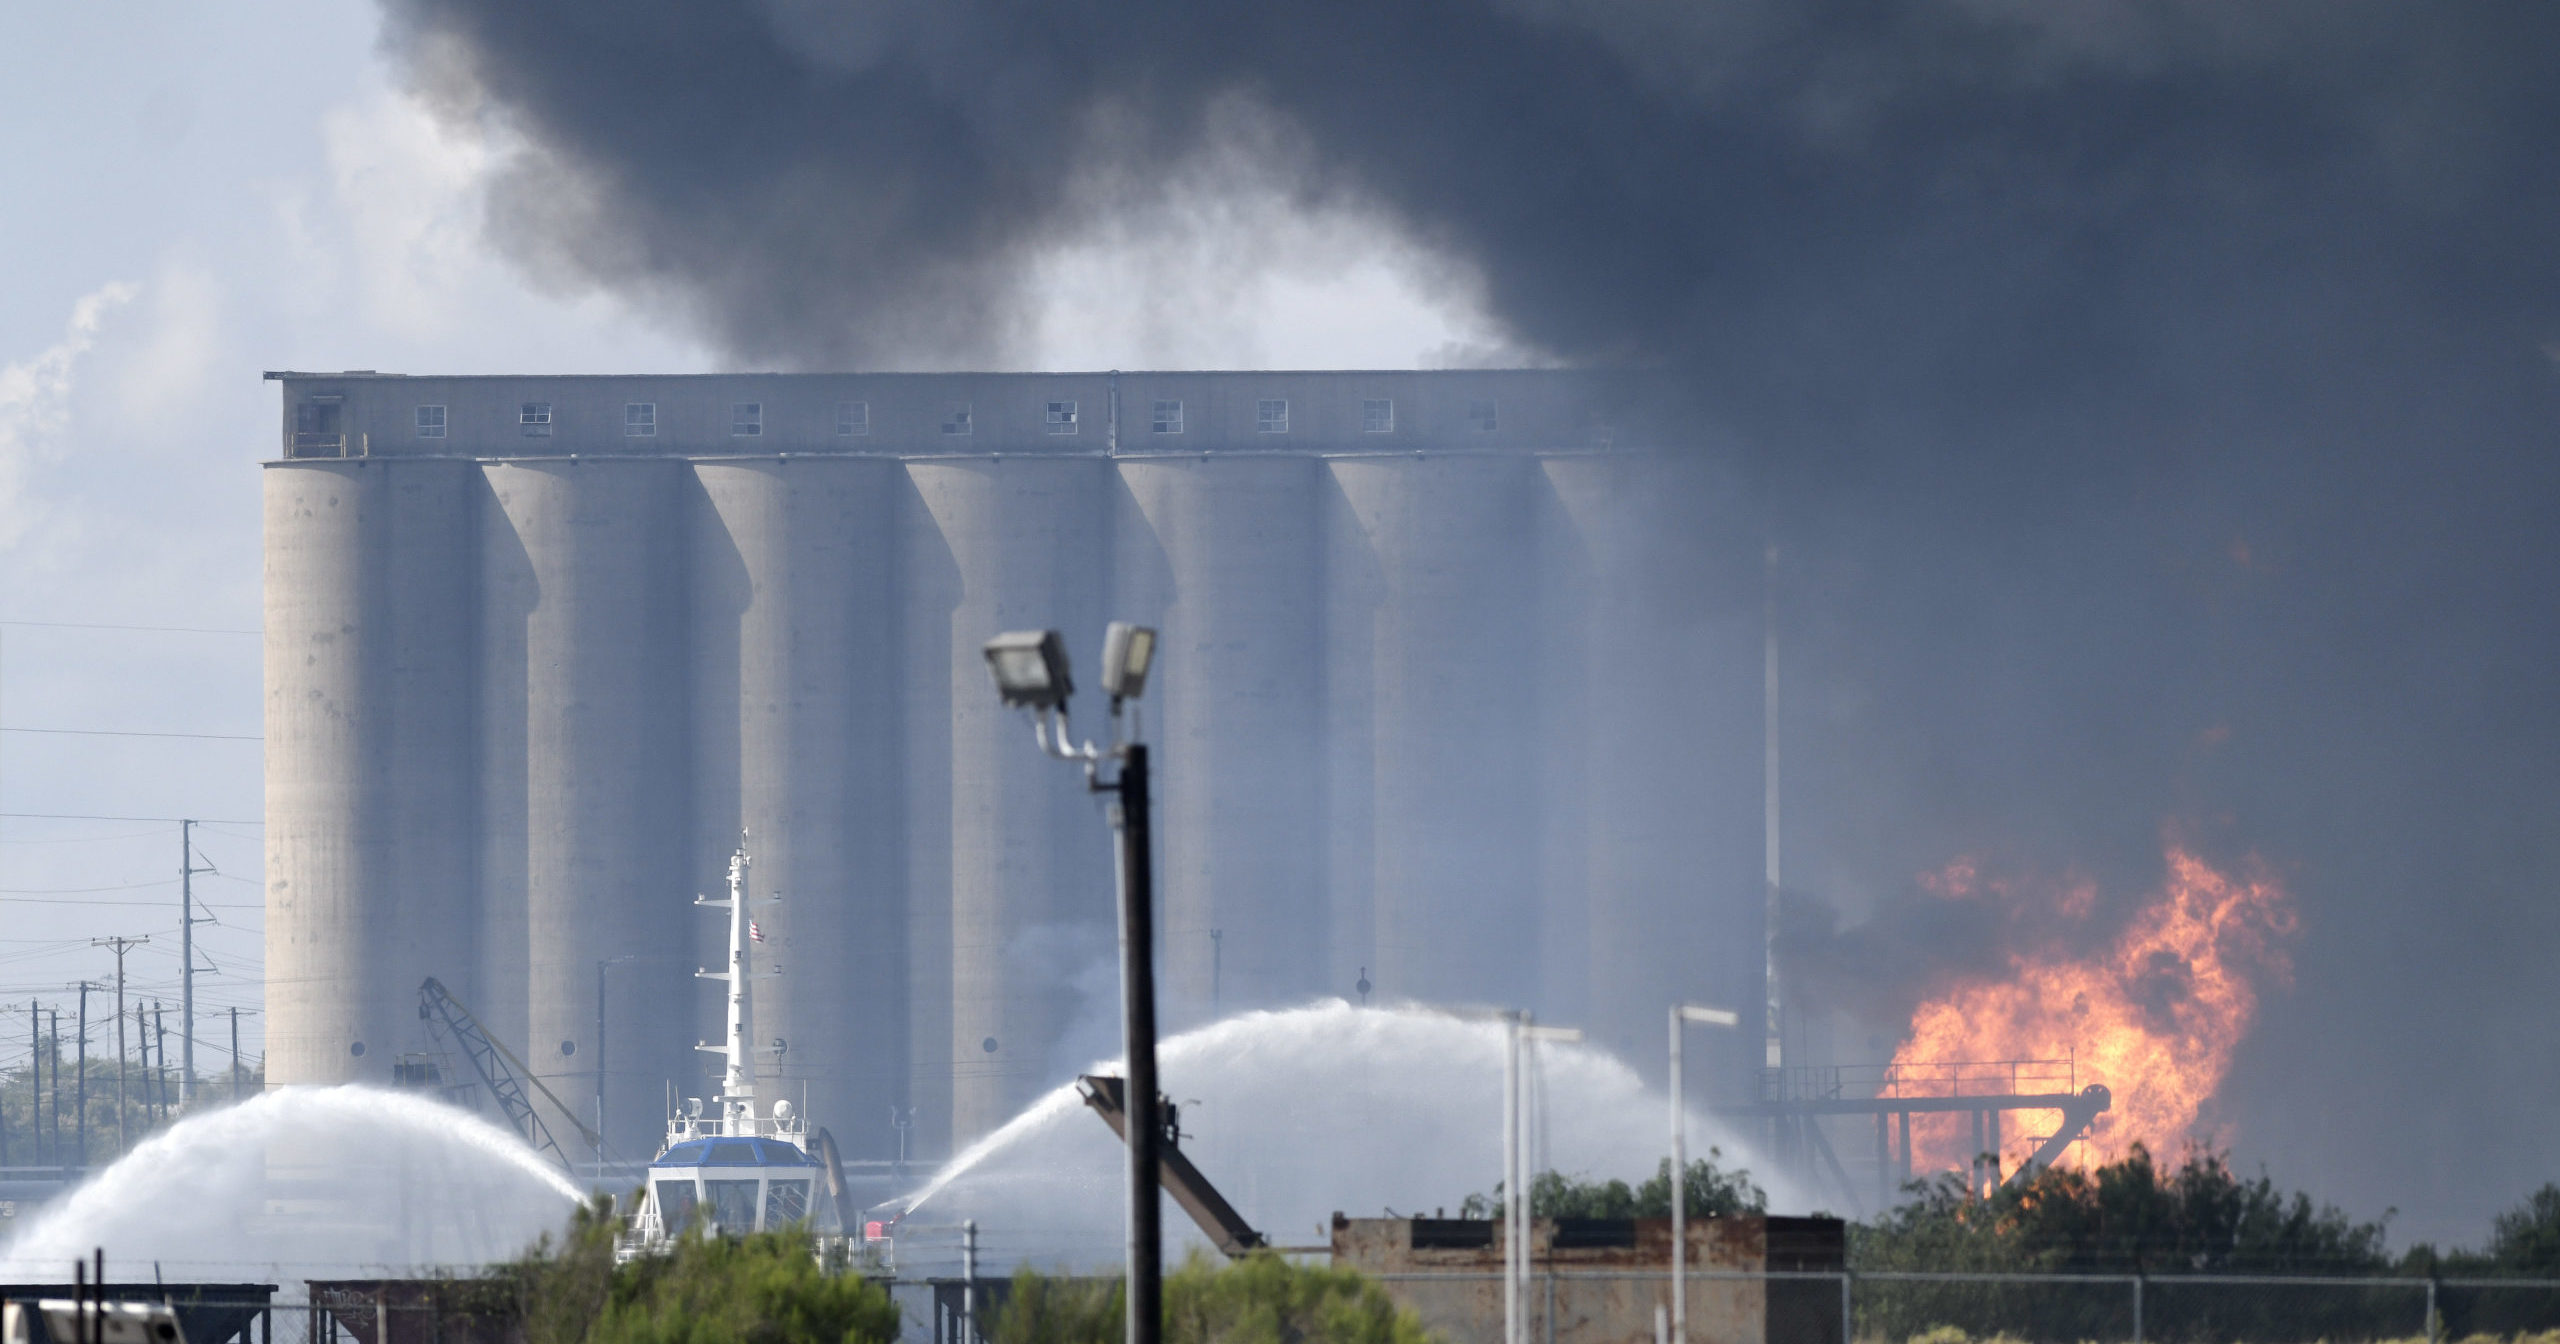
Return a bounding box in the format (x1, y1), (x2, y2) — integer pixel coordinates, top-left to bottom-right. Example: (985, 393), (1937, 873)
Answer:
(260, 369), (1769, 1165)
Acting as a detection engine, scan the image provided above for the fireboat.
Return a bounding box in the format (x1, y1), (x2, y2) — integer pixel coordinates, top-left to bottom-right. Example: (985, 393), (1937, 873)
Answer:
(622, 841), (858, 1259)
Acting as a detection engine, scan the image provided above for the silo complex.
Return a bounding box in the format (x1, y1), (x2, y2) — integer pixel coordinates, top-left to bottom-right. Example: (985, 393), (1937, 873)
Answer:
(262, 369), (1762, 1162)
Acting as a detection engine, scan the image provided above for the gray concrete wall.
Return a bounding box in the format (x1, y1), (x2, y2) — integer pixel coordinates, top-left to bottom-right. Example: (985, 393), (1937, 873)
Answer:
(264, 460), (389, 1082)
(692, 458), (907, 1158)
(1115, 454), (1327, 1027)
(482, 460), (694, 1151)
(263, 368), (1750, 1160)
(907, 457), (1114, 1138)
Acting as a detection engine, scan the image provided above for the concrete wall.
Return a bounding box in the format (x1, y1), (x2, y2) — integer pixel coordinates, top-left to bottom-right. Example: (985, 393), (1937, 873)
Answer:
(1329, 1214), (1846, 1344)
(263, 369), (1758, 1161)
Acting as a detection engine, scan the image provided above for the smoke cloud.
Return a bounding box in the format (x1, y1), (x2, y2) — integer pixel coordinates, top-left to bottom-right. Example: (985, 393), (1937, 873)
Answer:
(372, 1), (2560, 1242)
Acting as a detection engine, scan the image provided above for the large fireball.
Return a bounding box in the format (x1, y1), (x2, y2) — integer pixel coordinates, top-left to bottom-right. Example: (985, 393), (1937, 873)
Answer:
(1891, 846), (2296, 1172)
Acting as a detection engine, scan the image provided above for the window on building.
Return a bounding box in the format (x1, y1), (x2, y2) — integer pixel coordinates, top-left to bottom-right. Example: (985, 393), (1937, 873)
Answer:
(626, 402), (657, 437)
(942, 404), (972, 436)
(415, 405), (447, 439)
(1466, 399), (1497, 432)
(293, 398), (345, 456)
(1257, 398), (1289, 434)
(732, 402), (762, 436)
(1362, 398), (1394, 433)
(521, 402), (553, 437)
(1151, 399), (1183, 435)
(836, 401), (870, 436)
(1046, 400), (1078, 435)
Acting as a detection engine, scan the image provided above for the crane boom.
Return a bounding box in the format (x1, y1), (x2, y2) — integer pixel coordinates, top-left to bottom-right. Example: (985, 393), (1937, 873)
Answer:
(417, 976), (600, 1169)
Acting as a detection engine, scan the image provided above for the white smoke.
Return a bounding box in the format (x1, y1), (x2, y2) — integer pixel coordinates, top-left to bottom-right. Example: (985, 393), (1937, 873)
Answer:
(893, 999), (1802, 1273)
(0, 280), (136, 549)
(0, 1085), (584, 1286)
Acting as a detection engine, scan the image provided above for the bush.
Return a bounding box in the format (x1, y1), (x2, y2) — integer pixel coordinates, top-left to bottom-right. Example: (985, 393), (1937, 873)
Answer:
(499, 1196), (900, 1344)
(1457, 1152), (1767, 1220)
(992, 1252), (1432, 1344)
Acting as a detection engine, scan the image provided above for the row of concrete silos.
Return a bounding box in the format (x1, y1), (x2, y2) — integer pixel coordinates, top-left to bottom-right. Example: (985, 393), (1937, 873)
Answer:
(264, 445), (1762, 1162)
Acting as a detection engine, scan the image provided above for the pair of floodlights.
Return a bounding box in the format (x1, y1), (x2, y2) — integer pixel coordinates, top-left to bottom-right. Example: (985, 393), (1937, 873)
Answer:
(983, 622), (1157, 713)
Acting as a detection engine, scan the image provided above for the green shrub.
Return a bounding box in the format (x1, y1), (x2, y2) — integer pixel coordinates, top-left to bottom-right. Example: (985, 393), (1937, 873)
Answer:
(1458, 1152), (1767, 1220)
(499, 1196), (900, 1344)
(992, 1252), (1432, 1344)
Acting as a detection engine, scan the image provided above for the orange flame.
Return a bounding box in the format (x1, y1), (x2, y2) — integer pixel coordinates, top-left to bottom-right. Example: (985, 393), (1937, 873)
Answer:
(1888, 845), (2296, 1173)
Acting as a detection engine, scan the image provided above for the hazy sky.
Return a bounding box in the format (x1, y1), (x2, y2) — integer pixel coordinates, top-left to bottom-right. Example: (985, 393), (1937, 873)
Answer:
(0, 3), (1499, 1089)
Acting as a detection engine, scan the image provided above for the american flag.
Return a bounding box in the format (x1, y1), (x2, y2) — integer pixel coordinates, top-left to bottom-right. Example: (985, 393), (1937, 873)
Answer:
(749, 919), (765, 943)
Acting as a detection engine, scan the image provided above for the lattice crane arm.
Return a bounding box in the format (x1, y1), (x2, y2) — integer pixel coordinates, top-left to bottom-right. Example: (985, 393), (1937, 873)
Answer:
(417, 976), (602, 1169)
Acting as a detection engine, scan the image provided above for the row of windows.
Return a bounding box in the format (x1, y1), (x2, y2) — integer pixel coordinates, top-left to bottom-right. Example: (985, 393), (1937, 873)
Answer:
(403, 396), (1499, 440)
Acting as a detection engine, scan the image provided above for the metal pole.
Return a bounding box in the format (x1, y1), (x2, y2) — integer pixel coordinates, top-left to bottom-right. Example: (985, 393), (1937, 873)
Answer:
(596, 959), (609, 1165)
(1504, 1014), (1521, 1344)
(47, 1007), (60, 1165)
(30, 998), (41, 1164)
(180, 820), (196, 1105)
(93, 937), (144, 1152)
(962, 1218), (979, 1344)
(154, 1003), (169, 1119)
(76, 983), (89, 1166)
(2131, 1273), (2143, 1344)
(1108, 743), (1161, 1344)
(1839, 1272), (1852, 1344)
(1762, 543), (1782, 1076)
(229, 1007), (241, 1100)
(1668, 1007), (1686, 1344)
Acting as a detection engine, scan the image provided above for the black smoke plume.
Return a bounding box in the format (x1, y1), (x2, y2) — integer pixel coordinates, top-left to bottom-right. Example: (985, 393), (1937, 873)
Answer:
(375, 0), (2560, 1242)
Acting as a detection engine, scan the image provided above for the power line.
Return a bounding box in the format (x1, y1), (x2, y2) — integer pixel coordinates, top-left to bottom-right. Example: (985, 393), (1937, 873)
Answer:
(0, 895), (259, 909)
(1, 726), (259, 742)
(0, 619), (258, 635)
(0, 879), (178, 894)
(0, 812), (259, 824)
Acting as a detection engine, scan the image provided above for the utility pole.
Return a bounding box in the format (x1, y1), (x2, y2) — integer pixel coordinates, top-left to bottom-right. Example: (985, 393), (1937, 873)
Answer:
(229, 1006), (241, 1100)
(93, 936), (146, 1151)
(28, 998), (41, 1164)
(1210, 929), (1222, 1017)
(74, 981), (93, 1167)
(152, 1002), (170, 1121)
(47, 1008), (60, 1165)
(180, 820), (212, 1105)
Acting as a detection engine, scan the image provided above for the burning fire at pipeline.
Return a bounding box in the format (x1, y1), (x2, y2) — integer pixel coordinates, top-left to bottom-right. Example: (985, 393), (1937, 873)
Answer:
(1890, 845), (2296, 1173)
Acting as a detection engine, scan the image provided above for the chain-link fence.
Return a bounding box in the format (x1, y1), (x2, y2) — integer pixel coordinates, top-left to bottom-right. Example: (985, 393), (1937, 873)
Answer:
(18, 1270), (2560, 1344)
(1352, 1268), (2560, 1344)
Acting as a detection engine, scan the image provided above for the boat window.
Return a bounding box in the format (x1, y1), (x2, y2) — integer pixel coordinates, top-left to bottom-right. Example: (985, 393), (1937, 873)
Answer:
(705, 1179), (760, 1232)
(766, 1179), (810, 1227)
(654, 1179), (699, 1230)
(709, 1141), (757, 1164)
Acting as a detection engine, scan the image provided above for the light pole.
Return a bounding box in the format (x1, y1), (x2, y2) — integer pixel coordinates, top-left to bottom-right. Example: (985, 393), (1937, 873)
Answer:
(1505, 1015), (1581, 1344)
(1669, 1003), (1740, 1344)
(983, 622), (1160, 1344)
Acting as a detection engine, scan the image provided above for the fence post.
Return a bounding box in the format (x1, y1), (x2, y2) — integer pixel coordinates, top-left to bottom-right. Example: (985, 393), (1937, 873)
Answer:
(2426, 1276), (2439, 1344)
(2130, 1273), (2143, 1344)
(1839, 1271), (1851, 1344)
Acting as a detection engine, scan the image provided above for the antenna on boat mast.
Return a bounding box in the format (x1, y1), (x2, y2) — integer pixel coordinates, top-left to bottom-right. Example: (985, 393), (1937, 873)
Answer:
(695, 833), (769, 1131)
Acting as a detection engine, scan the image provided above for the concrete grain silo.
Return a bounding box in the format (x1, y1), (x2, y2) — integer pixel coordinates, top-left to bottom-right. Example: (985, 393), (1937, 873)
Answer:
(261, 368), (1758, 1166)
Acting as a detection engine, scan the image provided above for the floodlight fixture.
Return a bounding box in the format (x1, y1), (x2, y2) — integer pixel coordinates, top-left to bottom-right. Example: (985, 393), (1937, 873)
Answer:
(1100, 622), (1157, 703)
(982, 617), (1164, 1344)
(1677, 1005), (1739, 1027)
(983, 629), (1073, 709)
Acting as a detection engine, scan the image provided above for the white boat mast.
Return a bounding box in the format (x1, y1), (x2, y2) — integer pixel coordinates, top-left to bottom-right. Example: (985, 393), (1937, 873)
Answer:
(696, 840), (757, 1130)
